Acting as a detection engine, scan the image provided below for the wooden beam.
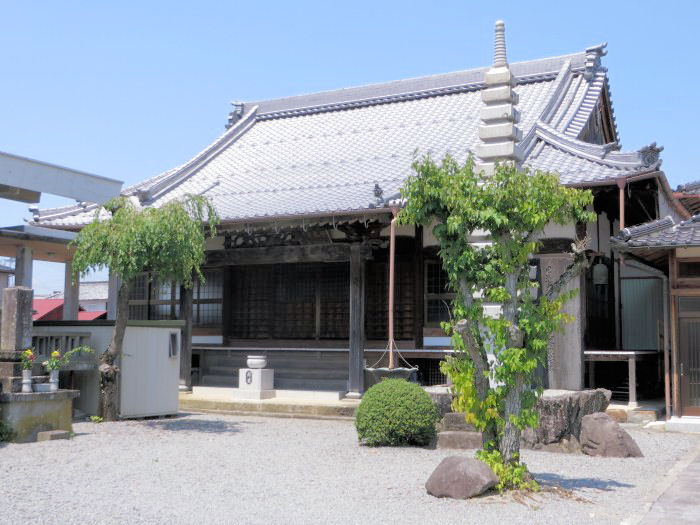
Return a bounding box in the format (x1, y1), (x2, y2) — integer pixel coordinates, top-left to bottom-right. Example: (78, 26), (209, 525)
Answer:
(347, 244), (365, 397)
(205, 243), (352, 266)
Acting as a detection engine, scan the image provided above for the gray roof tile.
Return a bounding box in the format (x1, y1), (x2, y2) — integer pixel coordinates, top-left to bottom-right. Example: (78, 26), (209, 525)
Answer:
(612, 215), (700, 249)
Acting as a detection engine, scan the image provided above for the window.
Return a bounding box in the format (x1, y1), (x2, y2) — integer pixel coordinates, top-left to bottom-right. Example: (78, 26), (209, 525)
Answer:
(679, 261), (700, 279)
(424, 260), (455, 326)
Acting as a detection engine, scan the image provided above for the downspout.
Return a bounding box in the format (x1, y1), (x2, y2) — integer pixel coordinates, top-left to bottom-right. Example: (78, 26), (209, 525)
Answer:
(388, 207), (399, 369)
(622, 257), (671, 420)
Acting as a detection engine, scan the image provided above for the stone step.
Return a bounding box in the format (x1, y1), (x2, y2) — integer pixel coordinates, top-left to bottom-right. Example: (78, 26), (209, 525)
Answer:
(436, 430), (482, 450)
(439, 412), (477, 432)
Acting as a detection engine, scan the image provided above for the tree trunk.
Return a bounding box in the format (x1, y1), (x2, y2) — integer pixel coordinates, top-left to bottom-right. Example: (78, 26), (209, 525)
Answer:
(456, 279), (499, 449)
(500, 374), (527, 463)
(99, 280), (131, 421)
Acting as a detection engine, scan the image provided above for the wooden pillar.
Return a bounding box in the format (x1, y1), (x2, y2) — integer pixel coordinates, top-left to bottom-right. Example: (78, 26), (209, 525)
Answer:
(179, 284), (194, 392)
(414, 226), (424, 350)
(347, 243), (365, 398)
(15, 246), (32, 288)
(63, 260), (79, 320)
(669, 251), (681, 417)
(617, 178), (626, 230)
(222, 267), (233, 345)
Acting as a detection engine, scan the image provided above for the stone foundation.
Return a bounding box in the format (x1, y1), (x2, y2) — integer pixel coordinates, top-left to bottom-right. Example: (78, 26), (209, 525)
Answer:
(0, 390), (79, 443)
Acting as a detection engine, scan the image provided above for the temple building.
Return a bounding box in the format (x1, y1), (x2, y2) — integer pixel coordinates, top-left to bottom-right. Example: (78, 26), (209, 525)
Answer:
(33, 22), (692, 411)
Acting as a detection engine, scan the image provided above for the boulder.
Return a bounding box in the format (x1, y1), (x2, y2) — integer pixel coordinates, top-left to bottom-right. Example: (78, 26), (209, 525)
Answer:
(426, 456), (498, 499)
(525, 388), (611, 446)
(580, 412), (643, 458)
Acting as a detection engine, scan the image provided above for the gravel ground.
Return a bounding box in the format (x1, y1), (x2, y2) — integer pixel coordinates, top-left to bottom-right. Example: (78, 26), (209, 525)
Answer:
(1, 413), (699, 525)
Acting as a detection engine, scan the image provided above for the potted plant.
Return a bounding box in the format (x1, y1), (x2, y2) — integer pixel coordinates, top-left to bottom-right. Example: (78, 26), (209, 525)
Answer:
(19, 348), (35, 393)
(43, 350), (61, 392)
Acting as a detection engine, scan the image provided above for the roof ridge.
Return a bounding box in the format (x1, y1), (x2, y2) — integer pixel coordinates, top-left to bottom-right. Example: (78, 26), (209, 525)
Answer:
(249, 50), (593, 118)
(618, 215), (675, 241)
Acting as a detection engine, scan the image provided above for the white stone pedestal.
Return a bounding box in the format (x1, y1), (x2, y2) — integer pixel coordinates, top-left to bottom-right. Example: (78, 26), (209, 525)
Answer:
(233, 368), (275, 400)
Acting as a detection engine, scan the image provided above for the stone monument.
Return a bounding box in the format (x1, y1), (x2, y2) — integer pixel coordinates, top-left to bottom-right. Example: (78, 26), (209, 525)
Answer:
(233, 355), (275, 400)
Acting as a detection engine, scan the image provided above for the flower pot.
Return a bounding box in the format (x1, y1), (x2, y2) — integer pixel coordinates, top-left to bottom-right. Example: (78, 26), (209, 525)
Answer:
(246, 355), (267, 369)
(21, 369), (32, 393)
(49, 369), (59, 392)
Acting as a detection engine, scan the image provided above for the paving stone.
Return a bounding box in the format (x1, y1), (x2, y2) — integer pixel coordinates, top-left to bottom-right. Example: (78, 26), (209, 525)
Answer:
(36, 430), (71, 442)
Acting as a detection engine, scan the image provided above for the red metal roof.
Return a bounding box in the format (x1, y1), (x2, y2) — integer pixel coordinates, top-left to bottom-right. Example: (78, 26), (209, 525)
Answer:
(78, 310), (107, 320)
(33, 299), (107, 321)
(32, 299), (63, 320)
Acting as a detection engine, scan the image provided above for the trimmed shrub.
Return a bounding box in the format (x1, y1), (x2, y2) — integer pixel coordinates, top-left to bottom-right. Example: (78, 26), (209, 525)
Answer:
(355, 379), (440, 446)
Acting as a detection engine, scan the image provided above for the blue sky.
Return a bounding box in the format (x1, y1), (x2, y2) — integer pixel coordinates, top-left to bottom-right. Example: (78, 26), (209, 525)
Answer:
(1, 1), (697, 293)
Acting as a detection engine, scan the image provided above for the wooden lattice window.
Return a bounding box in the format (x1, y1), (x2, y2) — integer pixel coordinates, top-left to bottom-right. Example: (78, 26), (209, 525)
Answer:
(228, 262), (350, 340)
(193, 269), (223, 327)
(127, 270), (223, 326)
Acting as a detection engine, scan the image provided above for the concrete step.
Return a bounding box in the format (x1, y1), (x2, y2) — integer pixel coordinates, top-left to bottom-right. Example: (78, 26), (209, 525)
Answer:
(179, 393), (358, 420)
(607, 403), (665, 424)
(436, 430), (482, 450)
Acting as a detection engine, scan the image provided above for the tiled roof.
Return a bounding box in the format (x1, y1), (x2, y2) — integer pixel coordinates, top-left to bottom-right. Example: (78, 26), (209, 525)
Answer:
(34, 44), (662, 228)
(611, 215), (700, 249)
(673, 180), (700, 215)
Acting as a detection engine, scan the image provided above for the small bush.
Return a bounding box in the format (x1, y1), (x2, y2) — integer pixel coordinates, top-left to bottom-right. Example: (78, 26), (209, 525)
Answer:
(355, 379), (439, 446)
(89, 415), (103, 423)
(0, 420), (15, 442)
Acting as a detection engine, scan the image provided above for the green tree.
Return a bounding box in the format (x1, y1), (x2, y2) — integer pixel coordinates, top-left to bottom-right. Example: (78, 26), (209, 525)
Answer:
(399, 156), (594, 486)
(71, 195), (219, 420)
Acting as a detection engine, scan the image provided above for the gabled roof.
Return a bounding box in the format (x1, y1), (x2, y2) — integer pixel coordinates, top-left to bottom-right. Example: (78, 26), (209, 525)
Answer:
(34, 43), (663, 229)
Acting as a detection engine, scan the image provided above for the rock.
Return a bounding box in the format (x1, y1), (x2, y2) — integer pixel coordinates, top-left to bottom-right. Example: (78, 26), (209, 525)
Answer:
(580, 412), (643, 458)
(436, 430), (482, 450)
(439, 412), (477, 432)
(530, 388), (611, 445)
(425, 456), (498, 499)
(423, 386), (453, 418)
